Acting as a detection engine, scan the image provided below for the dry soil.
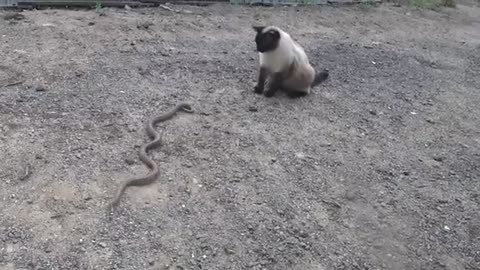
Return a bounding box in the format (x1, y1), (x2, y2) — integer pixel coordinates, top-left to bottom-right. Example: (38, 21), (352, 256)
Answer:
(0, 2), (479, 270)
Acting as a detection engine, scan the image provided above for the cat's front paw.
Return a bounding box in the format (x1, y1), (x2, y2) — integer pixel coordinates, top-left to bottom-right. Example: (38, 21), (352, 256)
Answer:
(263, 89), (275, 98)
(254, 85), (264, 94)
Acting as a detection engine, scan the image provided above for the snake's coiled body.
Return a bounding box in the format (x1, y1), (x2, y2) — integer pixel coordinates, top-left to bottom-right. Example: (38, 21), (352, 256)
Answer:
(107, 103), (193, 210)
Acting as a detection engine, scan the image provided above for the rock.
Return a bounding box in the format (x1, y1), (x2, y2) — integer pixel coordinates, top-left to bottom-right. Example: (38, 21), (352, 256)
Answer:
(4, 13), (25, 21)
(137, 22), (154, 30)
(295, 152), (306, 159)
(127, 126), (136, 132)
(125, 157), (135, 165)
(298, 230), (309, 238)
(224, 246), (235, 255)
(44, 245), (53, 253)
(248, 106), (258, 112)
(35, 85), (47, 92)
(88, 22), (95, 26)
(19, 164), (32, 181)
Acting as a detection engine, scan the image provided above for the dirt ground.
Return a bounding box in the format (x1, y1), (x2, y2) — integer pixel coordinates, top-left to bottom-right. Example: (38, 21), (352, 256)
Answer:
(1, 1), (479, 269)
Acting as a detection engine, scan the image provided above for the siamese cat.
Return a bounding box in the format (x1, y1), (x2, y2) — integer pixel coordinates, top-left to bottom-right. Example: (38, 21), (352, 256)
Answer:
(253, 26), (329, 98)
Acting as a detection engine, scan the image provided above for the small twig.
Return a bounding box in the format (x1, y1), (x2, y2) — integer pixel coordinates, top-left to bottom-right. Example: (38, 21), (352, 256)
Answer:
(50, 213), (64, 219)
(159, 4), (174, 11)
(19, 164), (32, 181)
(2, 81), (24, 88)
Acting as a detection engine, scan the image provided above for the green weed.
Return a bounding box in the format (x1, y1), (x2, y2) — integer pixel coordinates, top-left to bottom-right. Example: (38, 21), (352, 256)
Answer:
(409, 0), (455, 9)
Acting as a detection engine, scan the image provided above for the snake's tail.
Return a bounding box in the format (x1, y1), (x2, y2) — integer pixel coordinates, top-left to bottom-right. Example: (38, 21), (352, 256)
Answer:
(107, 182), (128, 211)
(181, 104), (194, 113)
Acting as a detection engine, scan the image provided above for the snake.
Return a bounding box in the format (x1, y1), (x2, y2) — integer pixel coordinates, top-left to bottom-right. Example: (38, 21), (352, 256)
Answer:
(107, 103), (194, 210)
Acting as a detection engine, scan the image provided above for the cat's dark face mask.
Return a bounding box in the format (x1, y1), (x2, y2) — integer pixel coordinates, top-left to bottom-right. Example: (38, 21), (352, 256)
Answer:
(253, 26), (280, 53)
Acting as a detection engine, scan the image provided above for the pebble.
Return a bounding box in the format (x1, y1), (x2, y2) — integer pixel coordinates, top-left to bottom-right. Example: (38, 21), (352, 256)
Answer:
(433, 156), (446, 162)
(35, 85), (46, 92)
(224, 247), (235, 255)
(299, 231), (309, 238)
(125, 157), (135, 165)
(248, 105), (258, 112)
(3, 13), (25, 21)
(295, 152), (305, 159)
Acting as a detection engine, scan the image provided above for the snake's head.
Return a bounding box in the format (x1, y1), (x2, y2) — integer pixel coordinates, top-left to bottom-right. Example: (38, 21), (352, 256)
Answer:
(181, 104), (194, 113)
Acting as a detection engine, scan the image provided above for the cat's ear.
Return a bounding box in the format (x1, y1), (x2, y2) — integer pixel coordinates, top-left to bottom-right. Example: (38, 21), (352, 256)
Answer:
(252, 26), (265, 33)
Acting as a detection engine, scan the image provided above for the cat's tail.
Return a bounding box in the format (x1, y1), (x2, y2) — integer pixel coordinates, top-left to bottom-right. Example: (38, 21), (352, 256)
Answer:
(311, 69), (329, 87)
